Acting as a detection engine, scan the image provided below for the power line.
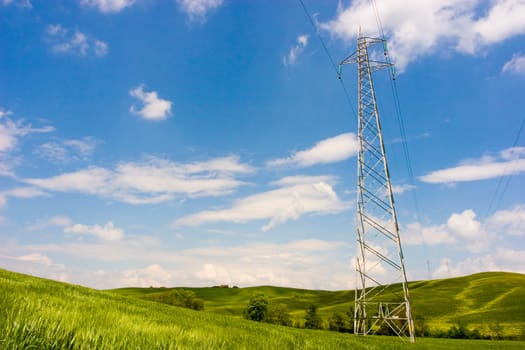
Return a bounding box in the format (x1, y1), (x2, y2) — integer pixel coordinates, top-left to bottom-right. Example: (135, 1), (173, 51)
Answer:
(298, 0), (357, 121)
(484, 115), (525, 220)
(367, 0), (431, 279)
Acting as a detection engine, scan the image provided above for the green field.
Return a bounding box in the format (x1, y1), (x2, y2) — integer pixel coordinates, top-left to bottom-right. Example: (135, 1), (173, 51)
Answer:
(113, 271), (525, 337)
(1, 268), (524, 349)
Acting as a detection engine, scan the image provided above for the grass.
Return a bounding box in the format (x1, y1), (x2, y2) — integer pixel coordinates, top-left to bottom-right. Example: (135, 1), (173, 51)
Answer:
(113, 271), (525, 336)
(1, 268), (525, 349)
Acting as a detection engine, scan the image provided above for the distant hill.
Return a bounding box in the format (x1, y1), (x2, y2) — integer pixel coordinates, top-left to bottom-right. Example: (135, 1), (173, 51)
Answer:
(1, 268), (524, 349)
(112, 272), (525, 337)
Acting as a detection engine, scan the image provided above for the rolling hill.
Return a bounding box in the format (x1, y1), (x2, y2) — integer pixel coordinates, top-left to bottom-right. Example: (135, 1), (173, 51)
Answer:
(1, 268), (524, 349)
(113, 271), (525, 337)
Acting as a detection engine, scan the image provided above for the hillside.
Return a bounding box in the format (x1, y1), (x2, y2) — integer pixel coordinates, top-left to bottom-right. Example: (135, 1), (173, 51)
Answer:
(1, 268), (524, 349)
(113, 272), (525, 337)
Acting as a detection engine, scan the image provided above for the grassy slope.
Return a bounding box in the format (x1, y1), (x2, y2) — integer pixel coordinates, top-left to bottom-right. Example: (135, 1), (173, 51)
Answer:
(114, 272), (525, 336)
(1, 268), (524, 349)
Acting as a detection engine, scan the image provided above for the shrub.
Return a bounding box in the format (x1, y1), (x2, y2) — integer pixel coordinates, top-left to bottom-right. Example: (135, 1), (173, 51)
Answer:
(243, 294), (268, 322)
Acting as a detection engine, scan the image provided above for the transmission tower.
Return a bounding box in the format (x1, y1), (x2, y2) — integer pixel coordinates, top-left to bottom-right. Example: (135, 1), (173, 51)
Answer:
(339, 32), (415, 342)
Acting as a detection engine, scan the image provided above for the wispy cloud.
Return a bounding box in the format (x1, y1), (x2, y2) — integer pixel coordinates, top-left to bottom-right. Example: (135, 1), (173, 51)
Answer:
(35, 137), (98, 163)
(283, 34), (309, 67)
(321, 0), (525, 71)
(129, 85), (172, 120)
(267, 133), (358, 168)
(64, 221), (124, 241)
(23, 156), (254, 205)
(176, 0), (223, 22)
(0, 187), (49, 209)
(174, 175), (351, 231)
(1, 0), (32, 9)
(502, 52), (525, 75)
(45, 24), (109, 57)
(419, 147), (525, 184)
(0, 108), (54, 177)
(79, 0), (136, 13)
(391, 184), (415, 194)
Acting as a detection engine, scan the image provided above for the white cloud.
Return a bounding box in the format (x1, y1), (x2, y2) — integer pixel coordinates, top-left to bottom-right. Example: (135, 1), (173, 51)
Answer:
(419, 147), (525, 184)
(24, 156), (253, 204)
(129, 85), (172, 120)
(502, 52), (525, 75)
(175, 175), (351, 231)
(35, 137), (98, 163)
(403, 205), (525, 252)
(16, 253), (52, 266)
(321, 0), (525, 71)
(283, 34), (309, 67)
(80, 0), (136, 13)
(17, 238), (350, 289)
(0, 114), (54, 153)
(45, 24), (109, 57)
(176, 0), (223, 22)
(1, 0), (31, 8)
(486, 204), (525, 236)
(64, 221), (124, 241)
(93, 40), (109, 56)
(432, 248), (525, 279)
(267, 133), (358, 168)
(391, 184), (415, 194)
(0, 111), (54, 177)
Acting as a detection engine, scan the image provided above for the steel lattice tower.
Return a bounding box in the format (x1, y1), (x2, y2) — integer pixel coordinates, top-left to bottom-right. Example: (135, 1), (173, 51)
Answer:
(339, 33), (415, 342)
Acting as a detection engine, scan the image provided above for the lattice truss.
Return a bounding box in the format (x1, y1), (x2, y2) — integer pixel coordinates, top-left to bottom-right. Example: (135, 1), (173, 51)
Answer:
(340, 34), (415, 342)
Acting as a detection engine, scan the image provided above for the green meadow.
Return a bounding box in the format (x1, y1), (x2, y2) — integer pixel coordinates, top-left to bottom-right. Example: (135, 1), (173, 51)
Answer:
(1, 268), (524, 349)
(114, 271), (525, 337)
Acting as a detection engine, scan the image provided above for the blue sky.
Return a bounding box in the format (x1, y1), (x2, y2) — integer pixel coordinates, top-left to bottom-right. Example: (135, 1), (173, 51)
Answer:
(1, 0), (524, 290)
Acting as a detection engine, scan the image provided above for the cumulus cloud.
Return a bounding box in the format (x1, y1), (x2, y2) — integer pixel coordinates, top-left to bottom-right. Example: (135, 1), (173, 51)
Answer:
(403, 205), (525, 252)
(321, 0), (525, 71)
(35, 137), (98, 163)
(174, 175), (351, 231)
(23, 156), (253, 204)
(176, 0), (223, 22)
(15, 238), (350, 289)
(129, 85), (172, 120)
(64, 221), (124, 241)
(432, 248), (525, 279)
(267, 133), (358, 168)
(283, 34), (309, 67)
(502, 52), (525, 75)
(419, 147), (525, 184)
(79, 0), (136, 13)
(45, 24), (109, 57)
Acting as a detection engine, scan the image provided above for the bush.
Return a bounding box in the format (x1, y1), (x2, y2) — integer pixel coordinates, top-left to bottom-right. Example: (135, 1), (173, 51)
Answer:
(144, 289), (204, 311)
(266, 303), (291, 326)
(243, 294), (268, 322)
(329, 312), (353, 333)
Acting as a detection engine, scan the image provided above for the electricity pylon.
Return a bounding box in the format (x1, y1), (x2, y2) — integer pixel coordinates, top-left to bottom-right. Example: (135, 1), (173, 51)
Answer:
(339, 32), (415, 342)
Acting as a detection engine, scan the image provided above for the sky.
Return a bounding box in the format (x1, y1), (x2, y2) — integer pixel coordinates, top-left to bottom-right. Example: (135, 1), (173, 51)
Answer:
(1, 0), (524, 290)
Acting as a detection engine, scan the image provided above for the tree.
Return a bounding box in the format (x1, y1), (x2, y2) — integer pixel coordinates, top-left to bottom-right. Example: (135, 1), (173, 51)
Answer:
(266, 303), (291, 326)
(329, 312), (352, 333)
(304, 304), (322, 329)
(243, 294), (268, 322)
(144, 289), (204, 311)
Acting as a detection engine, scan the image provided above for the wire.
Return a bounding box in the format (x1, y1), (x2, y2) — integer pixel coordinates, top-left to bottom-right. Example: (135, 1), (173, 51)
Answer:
(298, 0), (357, 121)
(483, 115), (525, 220)
(368, 0), (431, 279)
